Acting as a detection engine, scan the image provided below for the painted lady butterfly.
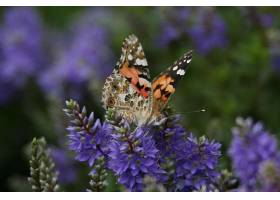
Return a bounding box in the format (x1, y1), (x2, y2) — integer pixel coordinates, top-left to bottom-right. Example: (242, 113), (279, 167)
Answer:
(102, 34), (192, 126)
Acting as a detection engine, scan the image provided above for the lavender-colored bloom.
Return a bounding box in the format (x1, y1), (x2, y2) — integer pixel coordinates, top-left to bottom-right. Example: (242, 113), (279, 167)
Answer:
(65, 99), (222, 191)
(153, 115), (221, 191)
(108, 125), (167, 191)
(55, 26), (112, 84)
(174, 134), (221, 191)
(187, 8), (227, 55)
(153, 115), (185, 159)
(68, 119), (112, 167)
(39, 9), (114, 99)
(64, 100), (113, 167)
(50, 148), (77, 184)
(156, 7), (227, 55)
(156, 7), (190, 47)
(228, 117), (280, 191)
(0, 7), (43, 103)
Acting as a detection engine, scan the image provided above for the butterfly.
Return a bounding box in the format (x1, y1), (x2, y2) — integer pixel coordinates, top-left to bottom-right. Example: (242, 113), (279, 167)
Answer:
(102, 34), (192, 126)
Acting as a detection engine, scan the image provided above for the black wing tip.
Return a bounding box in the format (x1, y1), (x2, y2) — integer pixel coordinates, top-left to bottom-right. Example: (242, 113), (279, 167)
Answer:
(184, 49), (193, 58)
(173, 50), (193, 67)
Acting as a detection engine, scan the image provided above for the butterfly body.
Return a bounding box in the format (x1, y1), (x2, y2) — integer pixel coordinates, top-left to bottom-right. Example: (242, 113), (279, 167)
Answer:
(102, 34), (192, 126)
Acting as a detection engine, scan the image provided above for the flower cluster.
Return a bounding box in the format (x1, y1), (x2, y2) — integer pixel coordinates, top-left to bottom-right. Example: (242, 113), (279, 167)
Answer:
(63, 99), (112, 167)
(108, 122), (167, 191)
(187, 8), (227, 55)
(64, 100), (222, 191)
(153, 115), (221, 191)
(38, 9), (114, 100)
(156, 7), (227, 55)
(174, 134), (221, 191)
(228, 117), (280, 191)
(0, 7), (44, 103)
(156, 7), (190, 48)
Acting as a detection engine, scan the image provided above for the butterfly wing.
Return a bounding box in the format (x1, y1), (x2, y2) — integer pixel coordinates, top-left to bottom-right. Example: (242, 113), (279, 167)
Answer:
(101, 34), (153, 125)
(117, 34), (151, 98)
(152, 50), (193, 113)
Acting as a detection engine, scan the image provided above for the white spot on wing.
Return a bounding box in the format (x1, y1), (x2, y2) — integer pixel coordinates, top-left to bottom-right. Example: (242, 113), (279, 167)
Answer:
(135, 58), (147, 66)
(137, 45), (143, 52)
(120, 55), (124, 61)
(128, 54), (133, 61)
(177, 69), (185, 76)
(142, 59), (147, 66)
(173, 66), (178, 71)
(187, 58), (192, 63)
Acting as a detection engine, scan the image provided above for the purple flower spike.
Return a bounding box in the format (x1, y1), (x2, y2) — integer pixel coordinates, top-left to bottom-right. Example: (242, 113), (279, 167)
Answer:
(38, 9), (115, 100)
(174, 134), (221, 191)
(228, 117), (280, 191)
(0, 7), (44, 103)
(187, 8), (227, 55)
(108, 126), (167, 191)
(64, 99), (113, 167)
(156, 7), (227, 55)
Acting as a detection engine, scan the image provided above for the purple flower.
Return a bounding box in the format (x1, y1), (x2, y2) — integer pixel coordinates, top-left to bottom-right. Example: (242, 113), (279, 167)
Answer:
(228, 117), (280, 191)
(108, 124), (167, 191)
(153, 115), (186, 159)
(64, 100), (113, 167)
(154, 115), (221, 191)
(187, 8), (227, 55)
(174, 134), (221, 191)
(0, 7), (44, 103)
(64, 100), (222, 191)
(39, 9), (114, 99)
(68, 118), (112, 167)
(156, 7), (227, 55)
(156, 7), (190, 47)
(50, 147), (77, 184)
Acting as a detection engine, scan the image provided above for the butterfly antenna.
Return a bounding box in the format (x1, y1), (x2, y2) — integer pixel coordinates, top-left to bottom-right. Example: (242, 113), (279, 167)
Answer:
(178, 108), (206, 115)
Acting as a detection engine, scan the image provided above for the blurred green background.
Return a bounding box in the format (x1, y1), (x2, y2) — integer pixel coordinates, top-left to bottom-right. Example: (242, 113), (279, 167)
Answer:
(0, 7), (280, 191)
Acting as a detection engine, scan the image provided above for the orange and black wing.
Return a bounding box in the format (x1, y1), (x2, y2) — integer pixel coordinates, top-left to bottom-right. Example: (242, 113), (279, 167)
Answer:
(152, 50), (193, 111)
(116, 34), (151, 98)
